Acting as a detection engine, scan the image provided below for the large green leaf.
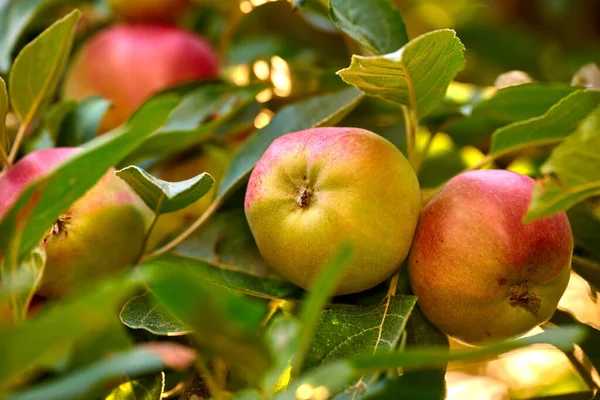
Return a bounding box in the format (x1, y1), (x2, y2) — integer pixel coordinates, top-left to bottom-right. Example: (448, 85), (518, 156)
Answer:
(217, 87), (363, 200)
(123, 85), (260, 164)
(490, 89), (600, 158)
(137, 259), (271, 384)
(0, 276), (139, 391)
(142, 253), (302, 301)
(6, 344), (191, 400)
(337, 29), (465, 119)
(8, 10), (79, 124)
(525, 106), (600, 221)
(295, 245), (353, 371)
(0, 95), (180, 265)
(0, 0), (48, 72)
(328, 0), (408, 55)
(304, 295), (417, 371)
(175, 209), (272, 277)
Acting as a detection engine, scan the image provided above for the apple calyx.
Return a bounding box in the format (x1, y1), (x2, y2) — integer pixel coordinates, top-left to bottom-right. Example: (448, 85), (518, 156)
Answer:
(44, 215), (71, 243)
(297, 187), (313, 208)
(509, 282), (542, 313)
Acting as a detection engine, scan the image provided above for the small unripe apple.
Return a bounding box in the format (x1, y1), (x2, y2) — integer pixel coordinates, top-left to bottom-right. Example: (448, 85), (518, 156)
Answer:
(245, 127), (421, 295)
(62, 24), (219, 132)
(408, 170), (573, 345)
(0, 148), (152, 298)
(108, 0), (191, 21)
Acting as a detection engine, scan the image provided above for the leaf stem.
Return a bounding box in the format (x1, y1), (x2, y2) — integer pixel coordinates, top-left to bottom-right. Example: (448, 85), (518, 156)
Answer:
(7, 122), (27, 165)
(0, 144), (9, 169)
(144, 198), (222, 260)
(137, 195), (165, 263)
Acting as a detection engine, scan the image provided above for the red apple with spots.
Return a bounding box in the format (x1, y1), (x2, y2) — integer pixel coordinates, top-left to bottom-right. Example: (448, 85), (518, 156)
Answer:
(408, 170), (573, 345)
(0, 148), (152, 298)
(62, 24), (219, 133)
(245, 127), (421, 295)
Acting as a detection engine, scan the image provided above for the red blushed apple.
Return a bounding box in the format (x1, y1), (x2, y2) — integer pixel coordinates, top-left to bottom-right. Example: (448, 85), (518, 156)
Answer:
(245, 127), (421, 295)
(62, 24), (219, 133)
(408, 170), (573, 345)
(108, 0), (191, 21)
(0, 148), (152, 298)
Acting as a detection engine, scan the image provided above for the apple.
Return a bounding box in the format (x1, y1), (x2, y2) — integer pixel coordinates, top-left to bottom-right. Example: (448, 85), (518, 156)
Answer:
(108, 0), (191, 21)
(62, 24), (219, 133)
(244, 127), (421, 295)
(408, 170), (573, 345)
(0, 148), (152, 298)
(147, 143), (233, 249)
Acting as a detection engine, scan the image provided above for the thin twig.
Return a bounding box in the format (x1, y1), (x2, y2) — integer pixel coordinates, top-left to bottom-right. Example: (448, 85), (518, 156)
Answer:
(7, 123), (27, 165)
(144, 199), (221, 260)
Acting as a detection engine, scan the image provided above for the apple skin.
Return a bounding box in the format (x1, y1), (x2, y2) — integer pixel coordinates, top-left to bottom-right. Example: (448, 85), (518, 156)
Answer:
(408, 170), (573, 345)
(62, 24), (219, 133)
(108, 0), (190, 21)
(244, 127), (421, 295)
(0, 148), (152, 298)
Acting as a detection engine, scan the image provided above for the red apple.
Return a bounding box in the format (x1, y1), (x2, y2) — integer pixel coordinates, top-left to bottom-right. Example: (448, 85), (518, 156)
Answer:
(0, 148), (152, 298)
(108, 0), (191, 21)
(245, 127), (421, 295)
(62, 24), (219, 132)
(408, 170), (573, 345)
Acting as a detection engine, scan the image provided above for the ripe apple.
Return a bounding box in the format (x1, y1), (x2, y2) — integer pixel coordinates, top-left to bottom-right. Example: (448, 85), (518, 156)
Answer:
(244, 127), (421, 295)
(408, 170), (573, 345)
(108, 0), (190, 21)
(62, 24), (219, 133)
(0, 148), (152, 298)
(147, 143), (233, 249)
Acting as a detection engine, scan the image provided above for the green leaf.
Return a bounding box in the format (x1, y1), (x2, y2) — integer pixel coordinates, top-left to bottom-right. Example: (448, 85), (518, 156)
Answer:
(8, 9), (79, 124)
(0, 94), (180, 265)
(328, 0), (408, 55)
(116, 166), (215, 214)
(0, 0), (47, 72)
(151, 253), (302, 300)
(525, 107), (600, 221)
(6, 344), (189, 400)
(349, 326), (586, 371)
(137, 259), (271, 383)
(123, 85), (260, 164)
(303, 295), (417, 371)
(0, 275), (140, 391)
(175, 209), (273, 278)
(57, 97), (111, 147)
(0, 245), (45, 323)
(490, 89), (600, 158)
(469, 84), (577, 123)
(568, 202), (600, 267)
(337, 29), (465, 119)
(0, 77), (8, 153)
(217, 87), (363, 200)
(295, 245), (353, 371)
(119, 292), (189, 336)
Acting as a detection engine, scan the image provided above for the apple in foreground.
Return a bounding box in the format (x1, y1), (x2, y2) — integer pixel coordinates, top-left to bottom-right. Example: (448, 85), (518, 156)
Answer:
(0, 148), (152, 298)
(62, 24), (219, 132)
(408, 170), (573, 345)
(245, 127), (421, 295)
(108, 0), (190, 21)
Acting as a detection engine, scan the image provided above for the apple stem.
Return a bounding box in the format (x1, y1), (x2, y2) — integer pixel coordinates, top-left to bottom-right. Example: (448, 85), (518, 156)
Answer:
(509, 282), (541, 313)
